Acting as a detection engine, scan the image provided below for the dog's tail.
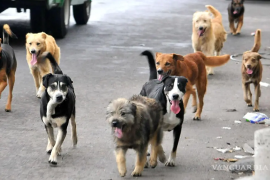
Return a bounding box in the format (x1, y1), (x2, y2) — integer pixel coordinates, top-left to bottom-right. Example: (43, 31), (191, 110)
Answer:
(251, 29), (261, 52)
(2, 24), (18, 44)
(41, 52), (63, 74)
(205, 5), (222, 22)
(202, 53), (230, 67)
(141, 50), (157, 80)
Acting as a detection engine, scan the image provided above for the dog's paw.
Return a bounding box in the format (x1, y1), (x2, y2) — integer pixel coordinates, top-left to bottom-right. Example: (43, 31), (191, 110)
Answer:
(253, 108), (259, 112)
(247, 104), (253, 107)
(48, 153), (58, 165)
(5, 109), (11, 112)
(47, 149), (52, 154)
(193, 116), (201, 121)
(131, 170), (142, 177)
(36, 88), (44, 98)
(165, 158), (175, 167)
(149, 158), (157, 168)
(118, 169), (127, 177)
(192, 106), (197, 113)
(158, 151), (166, 163)
(144, 161), (149, 168)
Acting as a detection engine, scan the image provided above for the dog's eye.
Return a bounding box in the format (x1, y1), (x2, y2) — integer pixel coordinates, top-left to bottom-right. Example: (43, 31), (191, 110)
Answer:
(37, 43), (40, 45)
(170, 83), (174, 88)
(29, 43), (32, 45)
(156, 62), (160, 65)
(252, 59), (256, 63)
(165, 62), (170, 66)
(121, 112), (125, 116)
(50, 84), (56, 90)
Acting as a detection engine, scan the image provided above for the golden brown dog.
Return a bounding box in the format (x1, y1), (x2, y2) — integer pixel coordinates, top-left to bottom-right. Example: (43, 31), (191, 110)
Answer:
(192, 5), (227, 75)
(242, 29), (262, 111)
(106, 95), (164, 177)
(155, 52), (230, 120)
(25, 32), (60, 98)
(0, 24), (17, 112)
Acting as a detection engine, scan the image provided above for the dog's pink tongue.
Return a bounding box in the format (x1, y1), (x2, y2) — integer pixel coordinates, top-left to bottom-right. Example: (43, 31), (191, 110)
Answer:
(158, 75), (163, 81)
(198, 30), (204, 36)
(233, 10), (238, 14)
(31, 54), (37, 65)
(115, 128), (123, 138)
(247, 68), (253, 75)
(171, 100), (180, 114)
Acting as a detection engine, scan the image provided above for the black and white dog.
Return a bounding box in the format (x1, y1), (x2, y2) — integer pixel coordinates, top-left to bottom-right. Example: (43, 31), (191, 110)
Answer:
(140, 50), (188, 166)
(40, 52), (77, 165)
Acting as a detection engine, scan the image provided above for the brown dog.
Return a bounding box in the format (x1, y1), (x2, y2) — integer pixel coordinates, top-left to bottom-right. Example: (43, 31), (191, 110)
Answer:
(0, 24), (17, 112)
(242, 29), (262, 111)
(155, 52), (230, 120)
(228, 0), (245, 35)
(25, 32), (60, 98)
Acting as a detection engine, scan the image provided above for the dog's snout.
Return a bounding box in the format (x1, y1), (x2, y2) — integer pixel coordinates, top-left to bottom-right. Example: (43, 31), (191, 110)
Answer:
(157, 69), (163, 74)
(112, 120), (119, 127)
(31, 49), (36, 54)
(247, 65), (252, 69)
(199, 27), (204, 30)
(56, 95), (63, 102)
(172, 94), (179, 100)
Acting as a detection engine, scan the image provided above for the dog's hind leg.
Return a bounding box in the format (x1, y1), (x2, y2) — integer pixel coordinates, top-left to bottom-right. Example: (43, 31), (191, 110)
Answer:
(132, 147), (147, 177)
(115, 147), (127, 177)
(48, 125), (67, 165)
(45, 125), (55, 154)
(70, 114), (77, 147)
(165, 124), (182, 167)
(194, 80), (206, 120)
(191, 88), (197, 113)
(0, 70), (7, 100)
(5, 71), (15, 112)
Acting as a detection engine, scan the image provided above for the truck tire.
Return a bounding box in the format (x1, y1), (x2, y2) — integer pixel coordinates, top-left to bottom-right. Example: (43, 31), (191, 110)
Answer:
(30, 8), (49, 33)
(73, 1), (91, 25)
(50, 0), (71, 38)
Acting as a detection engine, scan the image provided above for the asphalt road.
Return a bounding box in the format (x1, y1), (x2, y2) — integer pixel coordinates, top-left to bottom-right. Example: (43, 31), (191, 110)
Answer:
(1, 0), (270, 180)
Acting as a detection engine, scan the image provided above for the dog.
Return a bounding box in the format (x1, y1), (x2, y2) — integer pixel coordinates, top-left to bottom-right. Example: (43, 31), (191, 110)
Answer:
(40, 52), (77, 166)
(228, 0), (245, 35)
(0, 24), (17, 112)
(140, 50), (188, 167)
(25, 32), (60, 98)
(106, 95), (164, 177)
(142, 50), (230, 120)
(242, 29), (262, 111)
(192, 5), (227, 75)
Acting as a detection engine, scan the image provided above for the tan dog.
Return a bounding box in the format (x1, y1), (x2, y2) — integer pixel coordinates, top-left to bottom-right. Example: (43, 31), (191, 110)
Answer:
(155, 51), (230, 120)
(242, 29), (262, 111)
(25, 32), (60, 98)
(192, 5), (227, 75)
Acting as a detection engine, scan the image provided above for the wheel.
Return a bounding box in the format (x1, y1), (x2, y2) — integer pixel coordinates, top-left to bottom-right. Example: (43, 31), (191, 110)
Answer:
(30, 8), (49, 33)
(50, 0), (70, 38)
(73, 1), (91, 25)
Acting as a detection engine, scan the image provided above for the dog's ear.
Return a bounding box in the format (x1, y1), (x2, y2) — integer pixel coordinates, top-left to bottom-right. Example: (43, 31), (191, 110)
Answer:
(63, 75), (73, 85)
(41, 32), (47, 39)
(255, 53), (262, 61)
(179, 76), (188, 85)
(156, 52), (162, 58)
(160, 74), (170, 83)
(26, 33), (31, 39)
(173, 54), (184, 61)
(129, 102), (137, 117)
(42, 73), (53, 88)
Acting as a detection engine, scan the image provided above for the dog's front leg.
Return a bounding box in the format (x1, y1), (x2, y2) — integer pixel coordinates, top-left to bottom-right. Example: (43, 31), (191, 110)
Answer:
(115, 147), (127, 177)
(30, 68), (40, 95)
(48, 126), (67, 165)
(132, 147), (147, 177)
(37, 64), (50, 98)
(165, 124), (182, 167)
(229, 17), (236, 35)
(45, 125), (55, 153)
(236, 15), (244, 35)
(254, 83), (260, 111)
(242, 83), (252, 106)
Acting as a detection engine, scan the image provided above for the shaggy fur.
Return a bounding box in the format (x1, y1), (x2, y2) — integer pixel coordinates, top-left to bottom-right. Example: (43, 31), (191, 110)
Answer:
(0, 24), (17, 112)
(154, 51), (230, 120)
(192, 5), (227, 75)
(25, 32), (60, 98)
(228, 0), (245, 35)
(106, 95), (164, 177)
(241, 29), (262, 111)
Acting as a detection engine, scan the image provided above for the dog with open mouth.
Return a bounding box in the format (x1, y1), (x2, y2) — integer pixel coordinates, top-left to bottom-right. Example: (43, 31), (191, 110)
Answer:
(25, 32), (60, 98)
(142, 50), (230, 120)
(192, 5), (227, 75)
(140, 50), (188, 167)
(0, 24), (18, 112)
(106, 95), (164, 177)
(242, 29), (262, 112)
(228, 0), (245, 35)
(40, 52), (77, 166)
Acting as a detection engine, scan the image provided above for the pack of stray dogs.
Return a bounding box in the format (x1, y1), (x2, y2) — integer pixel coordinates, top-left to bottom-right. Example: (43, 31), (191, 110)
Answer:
(0, 0), (265, 177)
